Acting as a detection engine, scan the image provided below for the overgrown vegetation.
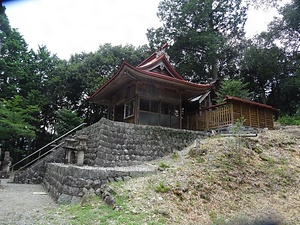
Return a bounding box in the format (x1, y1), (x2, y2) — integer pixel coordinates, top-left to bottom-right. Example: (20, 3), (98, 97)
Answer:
(276, 109), (300, 125)
(277, 116), (300, 125)
(45, 126), (300, 225)
(216, 79), (251, 103)
(47, 191), (166, 225)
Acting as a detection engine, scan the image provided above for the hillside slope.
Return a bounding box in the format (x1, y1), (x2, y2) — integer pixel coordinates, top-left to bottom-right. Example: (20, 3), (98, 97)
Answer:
(112, 125), (300, 224)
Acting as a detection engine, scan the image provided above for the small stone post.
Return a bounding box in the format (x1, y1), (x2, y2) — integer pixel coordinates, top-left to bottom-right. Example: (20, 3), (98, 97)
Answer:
(0, 151), (12, 178)
(76, 135), (88, 166)
(64, 138), (77, 164)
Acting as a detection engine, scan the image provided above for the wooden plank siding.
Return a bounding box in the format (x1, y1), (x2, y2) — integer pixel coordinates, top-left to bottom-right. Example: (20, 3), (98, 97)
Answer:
(187, 101), (274, 131)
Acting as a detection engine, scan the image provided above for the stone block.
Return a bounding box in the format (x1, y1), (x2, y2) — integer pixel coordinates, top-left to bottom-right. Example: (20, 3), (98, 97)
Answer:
(92, 180), (102, 190)
(114, 177), (123, 182)
(57, 193), (72, 205)
(70, 196), (82, 204)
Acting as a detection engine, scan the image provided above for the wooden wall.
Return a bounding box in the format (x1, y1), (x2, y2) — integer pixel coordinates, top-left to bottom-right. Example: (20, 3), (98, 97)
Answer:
(232, 102), (274, 129)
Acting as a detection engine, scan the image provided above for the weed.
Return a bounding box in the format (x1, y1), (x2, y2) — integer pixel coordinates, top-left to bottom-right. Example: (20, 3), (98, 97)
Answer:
(229, 116), (246, 151)
(172, 152), (179, 160)
(48, 194), (166, 225)
(279, 158), (288, 165)
(197, 156), (205, 163)
(147, 178), (154, 189)
(159, 162), (170, 169)
(155, 181), (171, 193)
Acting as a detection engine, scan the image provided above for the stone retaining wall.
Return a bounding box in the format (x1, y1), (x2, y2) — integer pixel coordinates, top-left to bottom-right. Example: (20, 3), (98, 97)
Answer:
(42, 119), (207, 203)
(43, 163), (156, 204)
(76, 118), (206, 167)
(13, 146), (66, 184)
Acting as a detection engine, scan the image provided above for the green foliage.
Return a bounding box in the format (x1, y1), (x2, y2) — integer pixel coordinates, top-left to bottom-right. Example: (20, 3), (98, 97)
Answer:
(147, 0), (247, 81)
(155, 181), (171, 193)
(159, 162), (170, 169)
(276, 115), (300, 125)
(0, 96), (38, 140)
(48, 194), (166, 225)
(55, 108), (84, 136)
(241, 45), (286, 104)
(276, 105), (300, 125)
(171, 152), (179, 160)
(216, 79), (251, 103)
(268, 0), (300, 54)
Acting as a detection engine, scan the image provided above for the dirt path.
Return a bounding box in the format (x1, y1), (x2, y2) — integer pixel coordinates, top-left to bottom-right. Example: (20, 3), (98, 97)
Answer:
(0, 179), (59, 225)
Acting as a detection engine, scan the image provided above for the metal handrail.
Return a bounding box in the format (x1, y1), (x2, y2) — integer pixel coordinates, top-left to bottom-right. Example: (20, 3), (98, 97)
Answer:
(14, 142), (65, 173)
(11, 123), (87, 172)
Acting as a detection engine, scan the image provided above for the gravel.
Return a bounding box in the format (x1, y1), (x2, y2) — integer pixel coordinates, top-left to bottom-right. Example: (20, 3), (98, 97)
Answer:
(0, 179), (60, 225)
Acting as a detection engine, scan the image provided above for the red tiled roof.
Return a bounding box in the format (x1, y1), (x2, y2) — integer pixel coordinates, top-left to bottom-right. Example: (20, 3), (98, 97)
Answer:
(88, 44), (212, 102)
(88, 60), (211, 101)
(137, 43), (168, 67)
(137, 44), (184, 80)
(225, 95), (274, 109)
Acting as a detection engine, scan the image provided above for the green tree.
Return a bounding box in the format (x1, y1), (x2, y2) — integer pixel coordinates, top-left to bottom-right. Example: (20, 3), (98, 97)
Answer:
(147, 0), (247, 81)
(64, 44), (150, 124)
(216, 78), (251, 103)
(0, 5), (31, 99)
(55, 108), (84, 136)
(268, 0), (300, 53)
(240, 44), (286, 104)
(241, 0), (299, 113)
(0, 95), (39, 161)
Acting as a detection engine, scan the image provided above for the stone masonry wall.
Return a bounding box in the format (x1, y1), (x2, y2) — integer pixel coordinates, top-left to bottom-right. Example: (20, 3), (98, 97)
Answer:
(13, 145), (66, 184)
(43, 163), (156, 204)
(76, 118), (206, 167)
(42, 118), (207, 203)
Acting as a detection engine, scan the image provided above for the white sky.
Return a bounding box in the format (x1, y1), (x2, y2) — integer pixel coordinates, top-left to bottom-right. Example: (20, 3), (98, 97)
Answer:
(4, 0), (280, 60)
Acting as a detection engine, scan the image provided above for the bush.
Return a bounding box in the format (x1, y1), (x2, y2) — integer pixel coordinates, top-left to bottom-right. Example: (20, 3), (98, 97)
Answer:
(276, 115), (300, 125)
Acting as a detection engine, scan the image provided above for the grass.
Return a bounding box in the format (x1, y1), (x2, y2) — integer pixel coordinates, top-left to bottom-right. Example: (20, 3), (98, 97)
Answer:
(45, 125), (300, 225)
(47, 193), (166, 225)
(159, 162), (170, 169)
(155, 181), (171, 193)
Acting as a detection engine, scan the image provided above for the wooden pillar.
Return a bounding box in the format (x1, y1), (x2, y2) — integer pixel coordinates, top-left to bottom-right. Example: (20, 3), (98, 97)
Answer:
(230, 103), (234, 124)
(257, 107), (260, 128)
(264, 109), (267, 128)
(249, 106), (252, 127)
(179, 91), (182, 129)
(205, 110), (209, 130)
(134, 82), (139, 124)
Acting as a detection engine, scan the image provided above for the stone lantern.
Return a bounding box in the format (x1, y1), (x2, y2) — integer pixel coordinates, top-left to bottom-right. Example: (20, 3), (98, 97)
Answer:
(76, 135), (88, 166)
(64, 138), (77, 164)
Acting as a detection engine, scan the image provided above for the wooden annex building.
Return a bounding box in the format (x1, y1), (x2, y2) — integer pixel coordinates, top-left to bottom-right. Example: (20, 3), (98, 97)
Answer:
(88, 45), (275, 131)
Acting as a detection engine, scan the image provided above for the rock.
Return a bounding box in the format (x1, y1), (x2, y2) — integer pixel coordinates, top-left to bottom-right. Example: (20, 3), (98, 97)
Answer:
(80, 194), (96, 207)
(259, 152), (273, 161)
(70, 196), (82, 204)
(154, 208), (170, 216)
(104, 195), (115, 207)
(106, 186), (117, 195)
(200, 192), (211, 201)
(57, 193), (72, 205)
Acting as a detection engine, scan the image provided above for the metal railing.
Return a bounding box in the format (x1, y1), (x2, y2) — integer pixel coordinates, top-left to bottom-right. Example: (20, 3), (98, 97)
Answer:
(11, 123), (87, 173)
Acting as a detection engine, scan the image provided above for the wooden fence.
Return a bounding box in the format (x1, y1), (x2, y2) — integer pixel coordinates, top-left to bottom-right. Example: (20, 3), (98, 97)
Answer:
(186, 103), (233, 130)
(186, 101), (274, 131)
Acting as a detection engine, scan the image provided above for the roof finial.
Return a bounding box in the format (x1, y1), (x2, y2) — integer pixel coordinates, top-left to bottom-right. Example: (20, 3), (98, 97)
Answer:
(161, 43), (168, 50)
(156, 43), (169, 60)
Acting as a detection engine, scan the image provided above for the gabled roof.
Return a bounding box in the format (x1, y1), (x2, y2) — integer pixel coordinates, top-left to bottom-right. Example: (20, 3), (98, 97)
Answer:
(225, 95), (274, 110)
(137, 43), (184, 80)
(88, 45), (212, 103)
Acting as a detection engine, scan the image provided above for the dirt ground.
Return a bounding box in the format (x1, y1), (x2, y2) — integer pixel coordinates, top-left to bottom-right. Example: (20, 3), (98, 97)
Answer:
(0, 179), (59, 225)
